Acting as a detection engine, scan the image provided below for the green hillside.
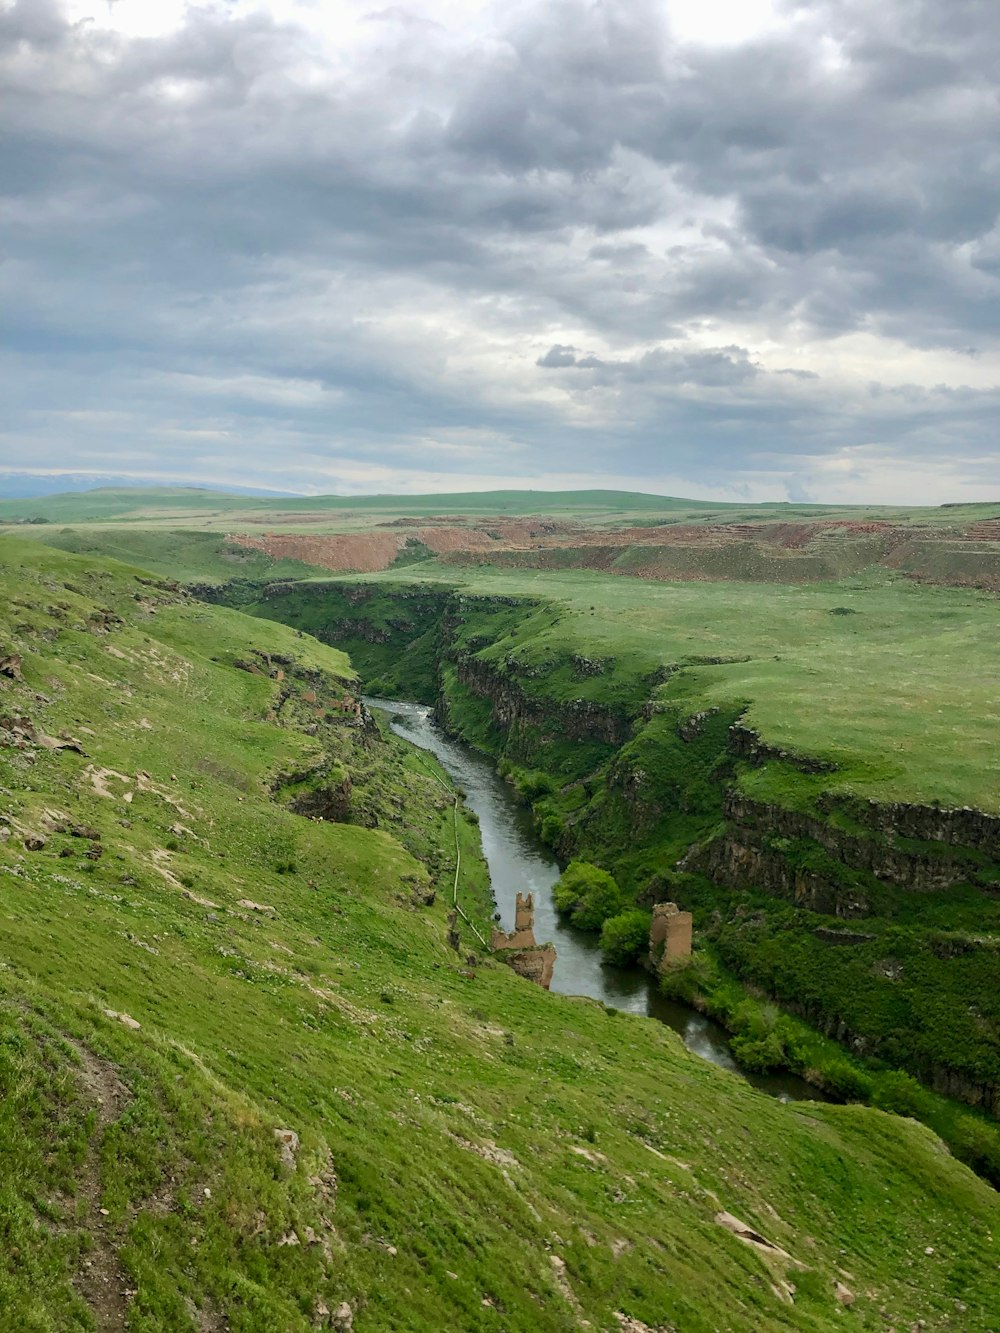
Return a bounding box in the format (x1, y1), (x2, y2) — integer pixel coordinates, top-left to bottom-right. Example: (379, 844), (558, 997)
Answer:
(0, 487), (721, 525)
(3, 537), (1000, 1330)
(30, 527), (327, 586)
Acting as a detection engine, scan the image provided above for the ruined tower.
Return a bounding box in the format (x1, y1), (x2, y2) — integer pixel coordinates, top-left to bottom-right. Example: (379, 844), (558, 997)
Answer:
(649, 902), (693, 972)
(491, 891), (556, 989)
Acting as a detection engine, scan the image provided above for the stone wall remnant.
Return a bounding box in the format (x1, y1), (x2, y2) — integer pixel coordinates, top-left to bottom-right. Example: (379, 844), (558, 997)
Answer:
(649, 902), (692, 971)
(491, 892), (556, 988)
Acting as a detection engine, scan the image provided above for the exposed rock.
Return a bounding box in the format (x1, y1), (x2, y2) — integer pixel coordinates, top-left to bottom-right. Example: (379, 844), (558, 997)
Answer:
(714, 1211), (791, 1260)
(728, 721), (837, 774)
(238, 899), (275, 914)
(678, 707), (719, 742)
(548, 1255), (589, 1326)
(834, 1281), (855, 1306)
(273, 1127), (299, 1171)
(0, 652), (24, 680)
(39, 732), (87, 754)
(1, 714), (37, 744)
(448, 1133), (519, 1169)
(572, 654), (610, 677)
(685, 789), (994, 918)
(104, 1009), (141, 1030)
(306, 1152), (339, 1213)
(331, 1301), (353, 1331)
(614, 1314), (677, 1333)
(453, 652), (631, 750)
(23, 835), (47, 851)
(814, 926), (875, 946)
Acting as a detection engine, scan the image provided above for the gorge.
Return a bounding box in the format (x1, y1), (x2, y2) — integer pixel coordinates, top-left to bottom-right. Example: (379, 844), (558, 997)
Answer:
(219, 571), (1000, 1183)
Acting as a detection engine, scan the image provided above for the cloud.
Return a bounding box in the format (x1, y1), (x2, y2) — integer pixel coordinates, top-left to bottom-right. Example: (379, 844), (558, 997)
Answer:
(0, 0), (997, 501)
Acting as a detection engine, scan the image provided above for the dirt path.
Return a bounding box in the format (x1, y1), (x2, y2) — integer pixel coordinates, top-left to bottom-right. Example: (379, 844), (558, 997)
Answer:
(71, 1041), (133, 1331)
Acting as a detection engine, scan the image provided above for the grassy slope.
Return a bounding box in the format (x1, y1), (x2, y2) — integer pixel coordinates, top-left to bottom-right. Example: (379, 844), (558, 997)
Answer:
(27, 526), (326, 586)
(341, 564), (1000, 813)
(2, 539), (1000, 1330)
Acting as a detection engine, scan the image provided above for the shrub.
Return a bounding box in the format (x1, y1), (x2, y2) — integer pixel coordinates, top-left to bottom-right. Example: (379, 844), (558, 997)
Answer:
(870, 1070), (925, 1118)
(730, 1028), (788, 1073)
(820, 1059), (875, 1103)
(600, 910), (651, 966)
(553, 861), (622, 931)
(539, 814), (564, 847)
(518, 769), (555, 800)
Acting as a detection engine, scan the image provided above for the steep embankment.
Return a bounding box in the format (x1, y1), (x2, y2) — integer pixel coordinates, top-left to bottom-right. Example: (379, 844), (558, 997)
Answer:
(12, 542), (1000, 1328)
(236, 576), (1000, 1178)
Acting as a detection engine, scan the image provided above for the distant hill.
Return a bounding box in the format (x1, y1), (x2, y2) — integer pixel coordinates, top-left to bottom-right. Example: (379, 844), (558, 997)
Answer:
(0, 485), (295, 524)
(3, 481), (997, 534)
(0, 473), (297, 500)
(0, 485), (722, 525)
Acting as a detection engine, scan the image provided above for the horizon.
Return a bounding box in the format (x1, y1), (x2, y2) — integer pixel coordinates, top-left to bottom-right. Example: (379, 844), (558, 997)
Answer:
(1, 470), (997, 510)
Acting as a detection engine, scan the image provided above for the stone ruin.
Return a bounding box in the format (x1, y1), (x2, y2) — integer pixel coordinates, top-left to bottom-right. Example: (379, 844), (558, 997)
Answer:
(648, 902), (692, 973)
(491, 892), (556, 989)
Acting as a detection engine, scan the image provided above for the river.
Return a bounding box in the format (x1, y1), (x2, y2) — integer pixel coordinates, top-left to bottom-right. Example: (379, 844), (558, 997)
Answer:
(366, 697), (826, 1103)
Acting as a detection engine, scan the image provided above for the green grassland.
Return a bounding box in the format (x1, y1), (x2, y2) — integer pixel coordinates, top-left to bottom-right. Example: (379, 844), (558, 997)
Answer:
(277, 563), (1000, 813)
(24, 526), (327, 586)
(3, 538), (1000, 1329)
(4, 483), (998, 534)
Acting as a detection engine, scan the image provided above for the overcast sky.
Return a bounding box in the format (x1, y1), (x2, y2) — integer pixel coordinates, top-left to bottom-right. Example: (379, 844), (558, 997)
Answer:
(1, 0), (998, 501)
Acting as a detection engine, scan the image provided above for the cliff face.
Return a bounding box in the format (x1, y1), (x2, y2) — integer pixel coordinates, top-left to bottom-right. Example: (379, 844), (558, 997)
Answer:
(451, 655), (631, 749)
(687, 790), (999, 915)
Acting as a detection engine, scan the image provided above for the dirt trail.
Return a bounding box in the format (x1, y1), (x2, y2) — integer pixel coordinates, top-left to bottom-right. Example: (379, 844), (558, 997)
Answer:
(70, 1041), (133, 1331)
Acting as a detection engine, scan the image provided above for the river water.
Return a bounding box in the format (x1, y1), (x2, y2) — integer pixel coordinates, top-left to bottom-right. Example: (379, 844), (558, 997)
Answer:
(366, 697), (825, 1102)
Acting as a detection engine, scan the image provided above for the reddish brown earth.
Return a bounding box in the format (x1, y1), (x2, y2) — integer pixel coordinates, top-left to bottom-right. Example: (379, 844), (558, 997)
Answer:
(225, 515), (1000, 590)
(229, 530), (404, 573)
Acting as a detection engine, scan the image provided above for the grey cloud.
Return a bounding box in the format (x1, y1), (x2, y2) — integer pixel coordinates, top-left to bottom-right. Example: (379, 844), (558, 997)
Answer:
(537, 345), (579, 368)
(539, 344), (759, 387)
(0, 0), (997, 501)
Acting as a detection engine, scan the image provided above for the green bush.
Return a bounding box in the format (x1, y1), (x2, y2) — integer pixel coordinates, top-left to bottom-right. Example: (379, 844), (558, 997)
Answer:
(600, 910), (651, 966)
(820, 1060), (875, 1103)
(730, 1028), (788, 1073)
(518, 769), (555, 800)
(553, 861), (622, 932)
(870, 1070), (925, 1118)
(539, 814), (564, 847)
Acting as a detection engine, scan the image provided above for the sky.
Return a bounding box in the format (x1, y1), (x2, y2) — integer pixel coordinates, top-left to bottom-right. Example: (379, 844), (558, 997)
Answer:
(0, 0), (998, 502)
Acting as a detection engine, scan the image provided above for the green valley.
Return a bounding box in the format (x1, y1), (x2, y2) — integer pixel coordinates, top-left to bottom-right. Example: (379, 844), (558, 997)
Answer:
(3, 492), (1000, 1330)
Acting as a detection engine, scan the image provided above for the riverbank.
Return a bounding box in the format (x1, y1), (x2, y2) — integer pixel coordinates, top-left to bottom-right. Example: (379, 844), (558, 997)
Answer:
(368, 697), (829, 1104)
(372, 692), (1000, 1180)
